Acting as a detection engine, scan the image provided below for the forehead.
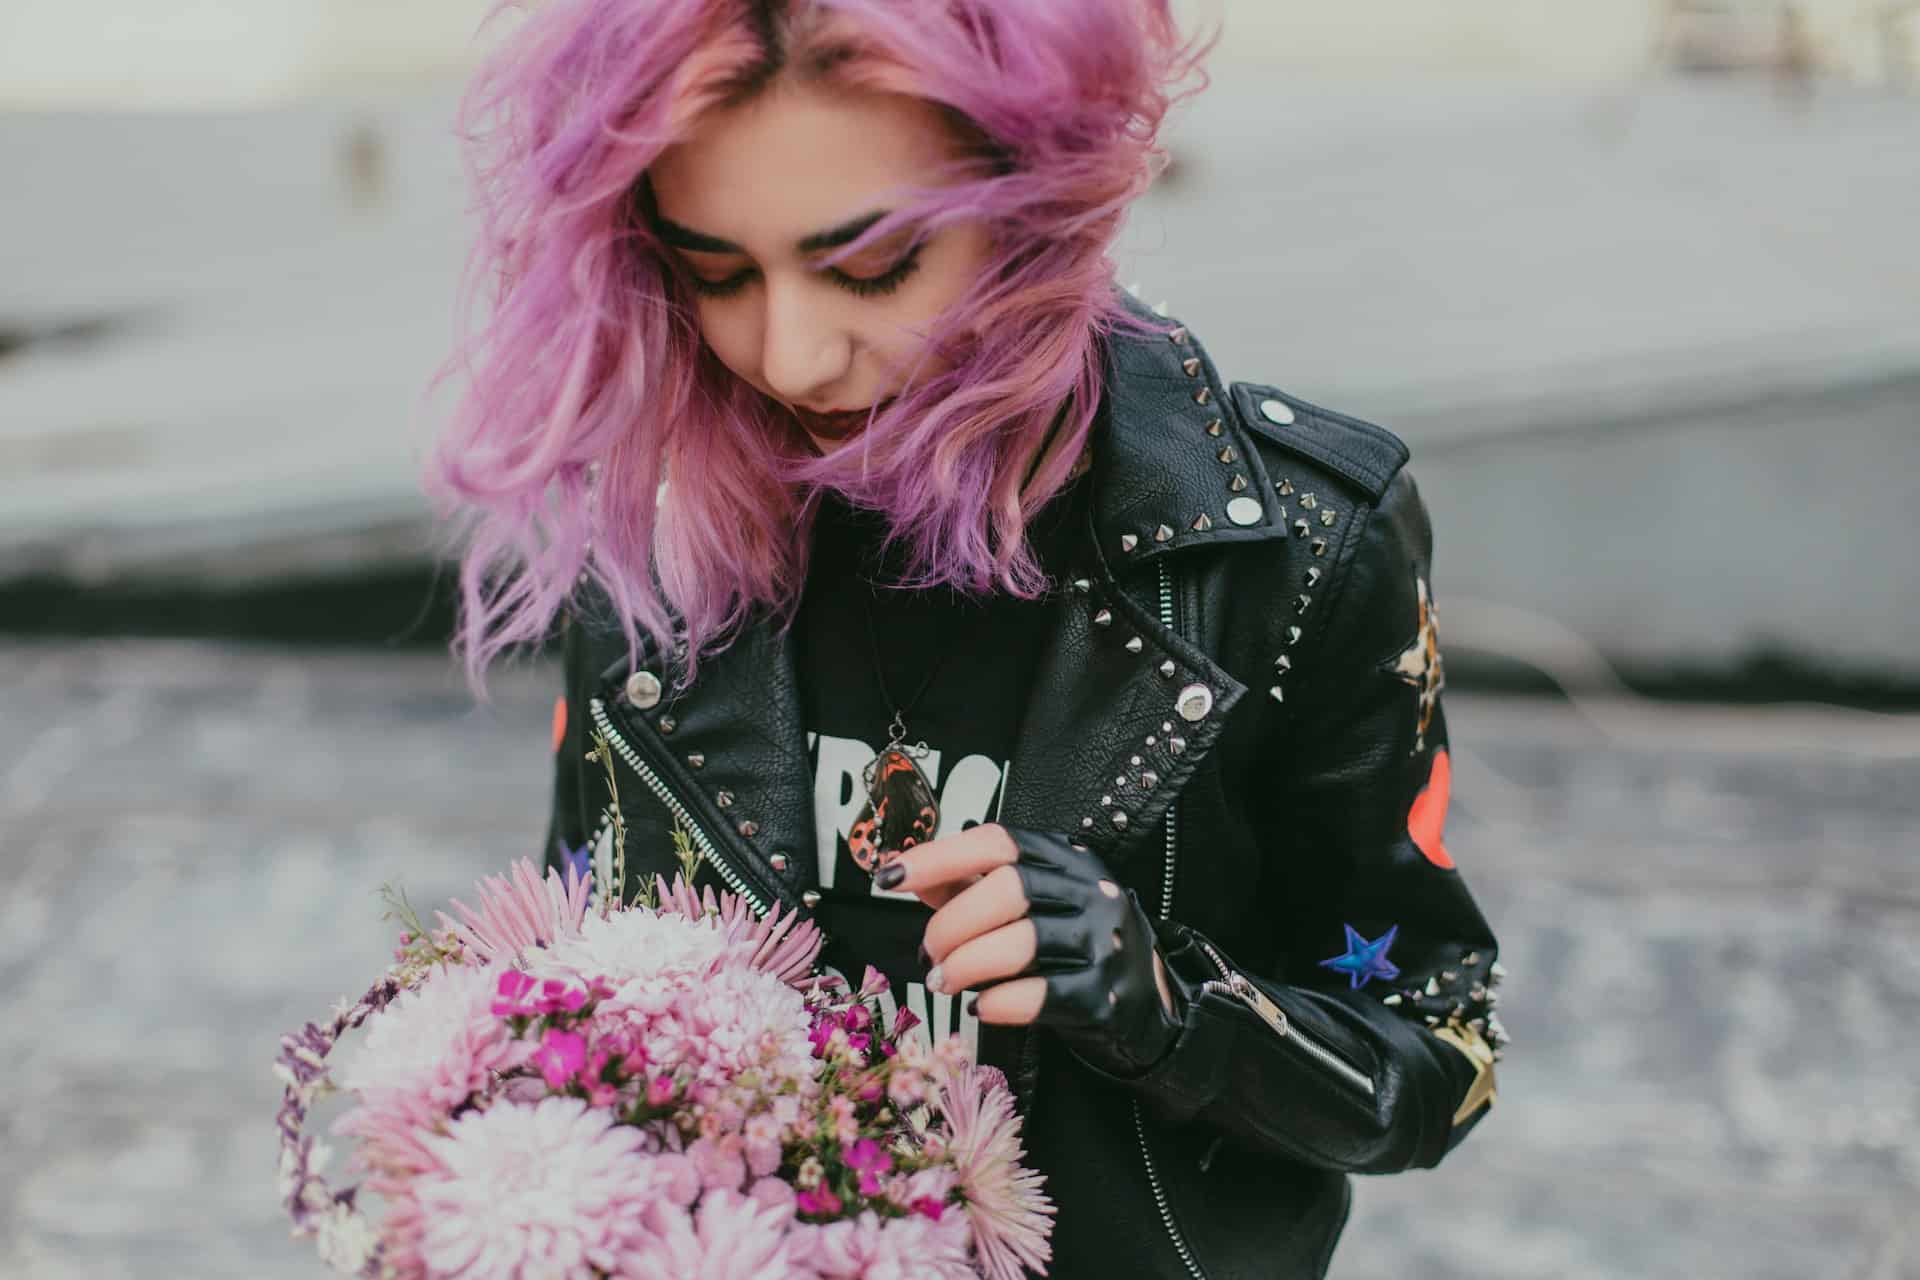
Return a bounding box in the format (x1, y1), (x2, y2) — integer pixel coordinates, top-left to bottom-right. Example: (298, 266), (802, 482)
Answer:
(649, 81), (963, 250)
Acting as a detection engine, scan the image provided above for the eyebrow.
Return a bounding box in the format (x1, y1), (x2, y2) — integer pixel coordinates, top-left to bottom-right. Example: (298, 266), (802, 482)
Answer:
(652, 209), (891, 256)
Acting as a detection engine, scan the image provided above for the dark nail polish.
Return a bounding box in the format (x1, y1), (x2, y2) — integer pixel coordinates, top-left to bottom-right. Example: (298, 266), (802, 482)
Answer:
(875, 863), (906, 890)
(917, 944), (930, 967)
(965, 997), (979, 1018)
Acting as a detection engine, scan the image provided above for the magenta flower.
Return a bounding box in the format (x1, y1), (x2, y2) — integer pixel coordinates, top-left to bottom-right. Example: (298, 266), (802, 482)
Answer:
(795, 1184), (843, 1218)
(491, 968), (537, 1017)
(534, 1027), (587, 1089)
(844, 1137), (892, 1197)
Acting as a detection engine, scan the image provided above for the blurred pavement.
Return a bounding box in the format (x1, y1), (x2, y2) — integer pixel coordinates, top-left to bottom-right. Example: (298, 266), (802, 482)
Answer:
(2, 639), (1917, 1278)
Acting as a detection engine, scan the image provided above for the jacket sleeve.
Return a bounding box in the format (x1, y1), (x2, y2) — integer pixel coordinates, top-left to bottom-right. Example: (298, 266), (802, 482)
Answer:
(542, 611), (598, 881)
(1084, 468), (1506, 1174)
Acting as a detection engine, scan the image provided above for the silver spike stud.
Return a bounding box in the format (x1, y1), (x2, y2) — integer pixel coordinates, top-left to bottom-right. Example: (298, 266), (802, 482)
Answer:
(1190, 512), (1213, 533)
(1383, 993), (1403, 1007)
(657, 716), (676, 735)
(715, 789), (735, 808)
(1092, 607), (1113, 627)
(1311, 538), (1328, 557)
(1229, 474), (1248, 492)
(1140, 770), (1159, 789)
(1293, 519), (1310, 537)
(1424, 976), (1443, 997)
(1217, 445), (1237, 464)
(1277, 478), (1295, 496)
(1299, 493), (1318, 510)
(1158, 659), (1176, 679)
(769, 852), (789, 872)
(1111, 810), (1129, 831)
(1182, 357), (1202, 377)
(1154, 523), (1174, 543)
(1124, 636), (1144, 654)
(1167, 326), (1189, 345)
(1269, 686), (1285, 704)
(802, 889), (821, 908)
(1192, 386), (1211, 405)
(1286, 625), (1304, 646)
(687, 752), (706, 769)
(1321, 509), (1338, 527)
(1167, 736), (1187, 756)
(1274, 654), (1293, 673)
(1120, 533), (1138, 553)
(1462, 951), (1482, 967)
(1440, 969), (1459, 985)
(1072, 577), (1092, 594)
(737, 819), (759, 837)
(1305, 567), (1323, 587)
(1489, 961), (1508, 983)
(1294, 593), (1313, 613)
(1205, 419), (1224, 437)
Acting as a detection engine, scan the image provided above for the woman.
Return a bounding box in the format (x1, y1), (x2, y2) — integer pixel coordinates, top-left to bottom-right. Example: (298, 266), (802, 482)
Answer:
(429, 1), (1507, 1276)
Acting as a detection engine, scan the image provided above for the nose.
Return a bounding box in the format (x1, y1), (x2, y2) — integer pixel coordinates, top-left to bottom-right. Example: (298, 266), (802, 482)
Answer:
(758, 275), (851, 406)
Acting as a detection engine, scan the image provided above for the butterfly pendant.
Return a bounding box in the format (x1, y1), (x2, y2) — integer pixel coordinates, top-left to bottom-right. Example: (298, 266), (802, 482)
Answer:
(849, 746), (940, 875)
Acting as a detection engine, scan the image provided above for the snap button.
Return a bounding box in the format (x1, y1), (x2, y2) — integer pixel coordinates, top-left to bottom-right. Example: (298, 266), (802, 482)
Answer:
(1226, 496), (1264, 527)
(1176, 683), (1213, 722)
(625, 670), (662, 709)
(1259, 397), (1295, 425)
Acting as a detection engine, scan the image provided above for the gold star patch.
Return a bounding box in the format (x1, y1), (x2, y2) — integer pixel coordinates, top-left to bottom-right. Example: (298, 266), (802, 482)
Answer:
(1385, 576), (1444, 755)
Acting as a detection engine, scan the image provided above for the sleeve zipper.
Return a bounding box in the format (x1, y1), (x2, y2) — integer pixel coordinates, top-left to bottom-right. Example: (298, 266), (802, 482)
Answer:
(1192, 936), (1377, 1099)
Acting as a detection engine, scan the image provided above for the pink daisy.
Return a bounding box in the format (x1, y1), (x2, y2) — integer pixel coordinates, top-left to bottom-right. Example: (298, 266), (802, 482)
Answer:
(435, 857), (589, 967)
(623, 1189), (813, 1280)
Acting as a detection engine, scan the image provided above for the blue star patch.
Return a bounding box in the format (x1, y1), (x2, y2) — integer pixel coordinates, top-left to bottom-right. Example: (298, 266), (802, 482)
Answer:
(1319, 923), (1401, 990)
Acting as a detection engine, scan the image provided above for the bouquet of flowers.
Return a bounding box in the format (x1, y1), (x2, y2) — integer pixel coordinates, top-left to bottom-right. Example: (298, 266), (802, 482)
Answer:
(274, 837), (1054, 1279)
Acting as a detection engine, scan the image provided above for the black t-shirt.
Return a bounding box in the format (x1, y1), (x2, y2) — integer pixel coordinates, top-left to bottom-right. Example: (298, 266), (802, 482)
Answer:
(793, 471), (1091, 1073)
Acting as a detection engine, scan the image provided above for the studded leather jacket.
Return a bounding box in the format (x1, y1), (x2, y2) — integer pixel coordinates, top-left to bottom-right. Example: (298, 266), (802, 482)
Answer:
(542, 292), (1506, 1279)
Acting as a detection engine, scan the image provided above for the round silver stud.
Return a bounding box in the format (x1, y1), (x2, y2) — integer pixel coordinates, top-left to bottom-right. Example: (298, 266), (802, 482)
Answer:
(1176, 683), (1213, 722)
(1082, 816), (1096, 829)
(1226, 497), (1264, 526)
(1259, 397), (1296, 425)
(1101, 794), (1114, 807)
(1162, 721), (1174, 733)
(624, 670), (662, 709)
(1130, 754), (1144, 767)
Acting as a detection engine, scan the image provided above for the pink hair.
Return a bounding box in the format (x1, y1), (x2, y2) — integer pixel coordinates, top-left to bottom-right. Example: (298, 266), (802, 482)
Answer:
(425, 0), (1212, 691)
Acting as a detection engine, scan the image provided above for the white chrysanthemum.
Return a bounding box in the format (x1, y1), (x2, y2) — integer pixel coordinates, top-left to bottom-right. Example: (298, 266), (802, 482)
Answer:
(413, 1096), (665, 1279)
(334, 965), (522, 1117)
(534, 907), (735, 993)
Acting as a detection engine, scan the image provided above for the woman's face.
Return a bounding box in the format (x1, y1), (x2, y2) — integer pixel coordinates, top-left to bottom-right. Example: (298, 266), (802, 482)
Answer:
(648, 81), (991, 452)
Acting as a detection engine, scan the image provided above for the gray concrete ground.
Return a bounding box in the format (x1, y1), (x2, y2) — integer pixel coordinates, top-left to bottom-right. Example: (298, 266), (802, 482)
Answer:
(2, 638), (1916, 1279)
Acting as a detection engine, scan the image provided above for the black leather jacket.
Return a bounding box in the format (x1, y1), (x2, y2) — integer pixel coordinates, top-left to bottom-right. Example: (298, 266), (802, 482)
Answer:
(542, 293), (1505, 1279)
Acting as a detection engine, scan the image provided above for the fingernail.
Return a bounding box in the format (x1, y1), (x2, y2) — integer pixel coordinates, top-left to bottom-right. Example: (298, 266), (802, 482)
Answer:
(965, 996), (979, 1018)
(926, 965), (945, 994)
(875, 863), (906, 891)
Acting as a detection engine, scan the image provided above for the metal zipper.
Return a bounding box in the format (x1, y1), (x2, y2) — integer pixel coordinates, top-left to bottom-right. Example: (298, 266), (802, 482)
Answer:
(587, 696), (770, 917)
(1193, 937), (1377, 1099)
(1134, 560), (1208, 1280)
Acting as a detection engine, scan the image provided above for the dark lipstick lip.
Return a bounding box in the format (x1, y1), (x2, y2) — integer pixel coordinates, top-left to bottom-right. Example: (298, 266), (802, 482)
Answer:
(793, 399), (892, 436)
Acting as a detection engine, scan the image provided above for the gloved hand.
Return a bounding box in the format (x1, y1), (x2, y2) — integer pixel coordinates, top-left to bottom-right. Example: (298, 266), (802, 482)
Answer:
(880, 822), (1185, 1078)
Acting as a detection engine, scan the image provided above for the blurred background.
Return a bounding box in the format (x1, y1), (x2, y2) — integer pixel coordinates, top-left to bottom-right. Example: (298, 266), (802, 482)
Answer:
(3, 1), (1918, 1276)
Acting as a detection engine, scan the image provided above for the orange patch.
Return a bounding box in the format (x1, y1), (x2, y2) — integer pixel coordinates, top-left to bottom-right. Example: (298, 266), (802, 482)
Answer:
(551, 695), (568, 754)
(1408, 748), (1455, 869)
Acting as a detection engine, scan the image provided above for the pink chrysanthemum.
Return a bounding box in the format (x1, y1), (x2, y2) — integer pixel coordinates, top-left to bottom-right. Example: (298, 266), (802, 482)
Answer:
(653, 876), (825, 987)
(935, 1062), (1055, 1280)
(436, 857), (589, 967)
(333, 965), (528, 1148)
(622, 1189), (813, 1280)
(792, 1208), (975, 1280)
(411, 1096), (665, 1278)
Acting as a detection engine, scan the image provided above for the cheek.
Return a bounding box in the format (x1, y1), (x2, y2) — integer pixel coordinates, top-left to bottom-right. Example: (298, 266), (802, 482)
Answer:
(691, 302), (761, 385)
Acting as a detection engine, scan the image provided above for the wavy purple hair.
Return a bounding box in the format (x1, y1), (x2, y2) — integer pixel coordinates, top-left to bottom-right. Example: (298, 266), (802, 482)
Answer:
(425, 0), (1211, 690)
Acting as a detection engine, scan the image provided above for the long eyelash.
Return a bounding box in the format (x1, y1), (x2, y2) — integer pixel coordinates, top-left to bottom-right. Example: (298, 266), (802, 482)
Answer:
(681, 243), (926, 301)
(832, 244), (925, 298)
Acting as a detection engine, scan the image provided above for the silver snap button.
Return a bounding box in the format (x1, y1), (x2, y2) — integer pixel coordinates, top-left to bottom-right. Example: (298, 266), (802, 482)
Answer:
(1176, 683), (1213, 722)
(1259, 397), (1295, 425)
(1226, 496), (1264, 526)
(624, 670), (662, 709)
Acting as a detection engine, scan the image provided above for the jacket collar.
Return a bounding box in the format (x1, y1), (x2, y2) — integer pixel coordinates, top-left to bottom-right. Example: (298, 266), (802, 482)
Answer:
(594, 293), (1292, 914)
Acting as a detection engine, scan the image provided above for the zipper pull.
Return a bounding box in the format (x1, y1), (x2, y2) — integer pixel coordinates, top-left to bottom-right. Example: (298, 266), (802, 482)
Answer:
(1226, 972), (1291, 1039)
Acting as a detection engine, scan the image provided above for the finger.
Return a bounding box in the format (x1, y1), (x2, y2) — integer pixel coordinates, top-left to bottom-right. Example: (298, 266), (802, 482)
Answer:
(876, 823), (1017, 897)
(970, 976), (1045, 1026)
(929, 917), (1036, 996)
(922, 864), (1028, 965)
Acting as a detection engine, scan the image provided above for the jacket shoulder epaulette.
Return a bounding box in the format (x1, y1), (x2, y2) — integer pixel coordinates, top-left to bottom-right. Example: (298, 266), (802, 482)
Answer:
(1226, 381), (1410, 504)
